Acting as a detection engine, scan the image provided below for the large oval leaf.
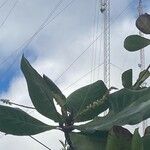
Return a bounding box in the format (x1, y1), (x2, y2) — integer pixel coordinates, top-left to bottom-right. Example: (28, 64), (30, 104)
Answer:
(136, 13), (150, 34)
(65, 80), (108, 122)
(21, 56), (62, 123)
(76, 87), (150, 133)
(0, 105), (55, 135)
(124, 35), (150, 51)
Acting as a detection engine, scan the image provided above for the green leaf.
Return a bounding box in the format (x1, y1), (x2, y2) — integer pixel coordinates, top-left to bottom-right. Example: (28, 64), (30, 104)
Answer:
(0, 105), (55, 135)
(65, 80), (108, 122)
(143, 135), (150, 150)
(43, 75), (66, 107)
(70, 132), (107, 150)
(124, 35), (150, 51)
(21, 56), (62, 123)
(143, 127), (150, 150)
(136, 13), (150, 34)
(131, 129), (143, 150)
(133, 67), (150, 89)
(76, 87), (150, 133)
(106, 126), (132, 150)
(122, 69), (133, 88)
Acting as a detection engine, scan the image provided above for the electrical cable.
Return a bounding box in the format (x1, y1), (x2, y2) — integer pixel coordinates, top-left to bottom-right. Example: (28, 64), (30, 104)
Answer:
(0, 0), (75, 83)
(63, 62), (103, 92)
(29, 136), (52, 150)
(0, 0), (18, 29)
(0, 0), (9, 9)
(0, 0), (75, 66)
(55, 0), (135, 83)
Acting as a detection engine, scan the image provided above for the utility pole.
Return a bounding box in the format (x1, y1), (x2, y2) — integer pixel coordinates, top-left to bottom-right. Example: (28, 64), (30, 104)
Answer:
(137, 0), (147, 133)
(100, 0), (111, 89)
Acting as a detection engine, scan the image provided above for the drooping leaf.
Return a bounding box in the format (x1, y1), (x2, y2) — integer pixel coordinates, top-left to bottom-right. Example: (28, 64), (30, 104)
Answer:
(136, 13), (150, 34)
(122, 69), (133, 88)
(124, 35), (150, 51)
(43, 75), (66, 107)
(131, 129), (143, 150)
(106, 126), (132, 150)
(0, 105), (55, 135)
(21, 56), (62, 123)
(76, 87), (150, 133)
(65, 80), (108, 122)
(70, 132), (107, 150)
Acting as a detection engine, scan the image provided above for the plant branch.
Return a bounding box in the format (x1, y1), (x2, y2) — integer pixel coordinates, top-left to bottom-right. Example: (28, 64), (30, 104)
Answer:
(64, 132), (74, 150)
(29, 136), (52, 150)
(0, 99), (35, 109)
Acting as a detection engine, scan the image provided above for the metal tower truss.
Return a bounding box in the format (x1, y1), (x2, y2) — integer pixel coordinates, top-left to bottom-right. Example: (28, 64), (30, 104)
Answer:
(100, 0), (110, 88)
(137, 0), (147, 133)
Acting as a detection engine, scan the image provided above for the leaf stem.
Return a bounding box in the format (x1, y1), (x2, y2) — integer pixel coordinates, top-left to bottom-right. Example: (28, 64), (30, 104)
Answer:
(64, 132), (74, 150)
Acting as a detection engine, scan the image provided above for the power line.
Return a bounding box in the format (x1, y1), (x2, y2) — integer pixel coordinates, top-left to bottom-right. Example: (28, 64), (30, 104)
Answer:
(0, 0), (75, 66)
(55, 0), (135, 83)
(0, 0), (9, 9)
(0, 0), (76, 83)
(30, 136), (52, 150)
(0, 0), (18, 29)
(63, 62), (103, 91)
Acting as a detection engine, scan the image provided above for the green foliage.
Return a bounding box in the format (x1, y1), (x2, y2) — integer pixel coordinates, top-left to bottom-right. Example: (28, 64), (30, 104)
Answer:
(106, 126), (132, 150)
(0, 55), (149, 150)
(70, 132), (107, 150)
(131, 129), (143, 150)
(124, 13), (150, 51)
(77, 87), (150, 133)
(43, 74), (66, 107)
(122, 69), (133, 88)
(136, 13), (150, 34)
(0, 9), (149, 150)
(124, 35), (150, 51)
(65, 80), (108, 122)
(0, 105), (54, 135)
(133, 68), (150, 89)
(21, 56), (63, 123)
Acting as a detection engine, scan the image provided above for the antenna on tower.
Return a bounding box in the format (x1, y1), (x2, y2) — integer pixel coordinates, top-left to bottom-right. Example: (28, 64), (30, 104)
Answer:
(100, 0), (111, 88)
(137, 0), (147, 133)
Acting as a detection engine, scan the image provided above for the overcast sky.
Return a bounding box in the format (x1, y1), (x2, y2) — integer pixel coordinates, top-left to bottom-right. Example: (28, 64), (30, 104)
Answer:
(0, 0), (149, 149)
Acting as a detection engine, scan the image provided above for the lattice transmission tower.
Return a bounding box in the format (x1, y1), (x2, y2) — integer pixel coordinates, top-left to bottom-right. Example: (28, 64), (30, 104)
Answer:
(137, 0), (147, 133)
(100, 0), (110, 88)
